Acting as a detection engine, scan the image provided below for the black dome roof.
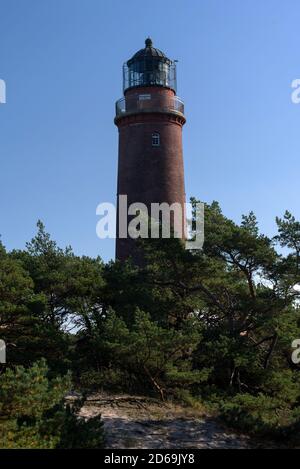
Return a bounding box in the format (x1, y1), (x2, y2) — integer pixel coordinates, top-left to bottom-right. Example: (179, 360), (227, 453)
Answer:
(127, 38), (172, 66)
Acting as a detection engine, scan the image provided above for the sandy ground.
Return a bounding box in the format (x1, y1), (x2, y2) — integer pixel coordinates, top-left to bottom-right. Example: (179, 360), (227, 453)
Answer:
(71, 393), (264, 449)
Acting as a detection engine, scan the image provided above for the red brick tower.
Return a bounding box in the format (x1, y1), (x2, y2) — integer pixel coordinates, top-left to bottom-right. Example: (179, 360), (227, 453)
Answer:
(115, 38), (186, 261)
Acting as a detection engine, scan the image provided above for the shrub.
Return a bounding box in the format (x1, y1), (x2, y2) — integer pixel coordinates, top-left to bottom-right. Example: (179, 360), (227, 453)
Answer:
(79, 368), (134, 393)
(219, 393), (292, 436)
(0, 360), (105, 448)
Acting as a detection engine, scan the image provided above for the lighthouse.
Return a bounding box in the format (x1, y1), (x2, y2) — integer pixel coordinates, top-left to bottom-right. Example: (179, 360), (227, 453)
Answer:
(115, 38), (186, 262)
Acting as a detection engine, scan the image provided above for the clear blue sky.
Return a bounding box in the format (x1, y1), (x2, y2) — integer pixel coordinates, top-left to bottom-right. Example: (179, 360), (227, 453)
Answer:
(1, 0), (299, 262)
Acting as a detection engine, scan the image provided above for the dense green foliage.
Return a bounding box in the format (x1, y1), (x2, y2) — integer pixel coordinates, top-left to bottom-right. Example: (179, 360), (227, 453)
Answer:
(0, 360), (104, 448)
(1, 203), (300, 446)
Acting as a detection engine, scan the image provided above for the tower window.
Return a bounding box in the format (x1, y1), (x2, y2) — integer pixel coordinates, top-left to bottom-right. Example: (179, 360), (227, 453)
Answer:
(152, 132), (160, 147)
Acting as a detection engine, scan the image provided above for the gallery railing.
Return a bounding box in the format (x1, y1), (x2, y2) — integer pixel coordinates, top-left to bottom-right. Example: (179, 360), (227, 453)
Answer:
(115, 94), (184, 118)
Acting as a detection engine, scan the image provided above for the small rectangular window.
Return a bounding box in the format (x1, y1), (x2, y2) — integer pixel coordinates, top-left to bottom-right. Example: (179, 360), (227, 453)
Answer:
(152, 132), (160, 147)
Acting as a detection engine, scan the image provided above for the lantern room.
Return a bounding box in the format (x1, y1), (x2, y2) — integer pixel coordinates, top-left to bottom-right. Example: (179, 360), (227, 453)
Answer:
(123, 38), (177, 93)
